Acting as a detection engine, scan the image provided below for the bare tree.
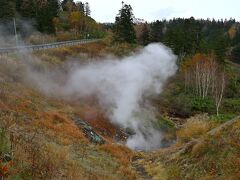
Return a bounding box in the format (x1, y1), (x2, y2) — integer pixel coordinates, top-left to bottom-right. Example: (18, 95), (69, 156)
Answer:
(212, 70), (226, 116)
(183, 53), (218, 98)
(182, 53), (226, 115)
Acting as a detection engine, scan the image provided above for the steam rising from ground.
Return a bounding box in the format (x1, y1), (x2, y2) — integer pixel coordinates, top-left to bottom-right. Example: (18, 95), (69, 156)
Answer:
(19, 43), (177, 150)
(62, 44), (177, 150)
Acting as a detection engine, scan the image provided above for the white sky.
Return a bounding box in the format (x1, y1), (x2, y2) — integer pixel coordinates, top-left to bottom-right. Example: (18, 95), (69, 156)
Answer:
(78, 0), (240, 23)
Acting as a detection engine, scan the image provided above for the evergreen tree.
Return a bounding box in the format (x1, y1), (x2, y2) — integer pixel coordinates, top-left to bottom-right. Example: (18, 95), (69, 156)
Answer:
(139, 23), (149, 45)
(0, 0), (15, 36)
(76, 1), (85, 13)
(213, 35), (228, 62)
(18, 0), (37, 18)
(48, 0), (60, 17)
(61, 0), (75, 12)
(15, 0), (21, 13)
(36, 0), (60, 33)
(149, 20), (163, 42)
(61, 0), (69, 11)
(0, 0), (15, 19)
(85, 2), (91, 16)
(113, 3), (136, 43)
(230, 44), (240, 64)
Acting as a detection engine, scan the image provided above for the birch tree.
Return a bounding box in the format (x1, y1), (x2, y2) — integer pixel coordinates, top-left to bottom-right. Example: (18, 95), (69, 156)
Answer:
(182, 53), (226, 115)
(182, 53), (218, 98)
(212, 70), (226, 116)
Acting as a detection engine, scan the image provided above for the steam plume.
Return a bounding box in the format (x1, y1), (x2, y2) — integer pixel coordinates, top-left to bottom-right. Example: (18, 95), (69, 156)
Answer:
(62, 43), (177, 150)
(21, 43), (177, 150)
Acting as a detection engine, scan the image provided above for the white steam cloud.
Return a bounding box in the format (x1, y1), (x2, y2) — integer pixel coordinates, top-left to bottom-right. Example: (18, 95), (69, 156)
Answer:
(25, 43), (177, 150)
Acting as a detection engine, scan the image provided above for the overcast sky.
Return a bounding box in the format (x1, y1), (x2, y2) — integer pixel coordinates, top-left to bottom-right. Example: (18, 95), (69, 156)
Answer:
(81, 0), (239, 23)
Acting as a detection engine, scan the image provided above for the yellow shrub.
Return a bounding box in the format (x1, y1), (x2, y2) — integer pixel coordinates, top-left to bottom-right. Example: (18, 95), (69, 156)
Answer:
(39, 53), (62, 65)
(177, 115), (211, 142)
(191, 140), (209, 157)
(56, 31), (76, 41)
(28, 34), (56, 45)
(43, 47), (73, 61)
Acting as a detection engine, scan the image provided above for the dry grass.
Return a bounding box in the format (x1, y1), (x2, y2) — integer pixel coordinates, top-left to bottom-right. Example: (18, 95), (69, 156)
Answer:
(37, 53), (62, 65)
(191, 140), (209, 157)
(101, 144), (134, 166)
(177, 115), (211, 142)
(28, 34), (56, 45)
(100, 144), (136, 179)
(0, 42), (143, 179)
(56, 31), (77, 41)
(65, 161), (88, 180)
(71, 41), (107, 58)
(0, 85), (7, 101)
(75, 104), (118, 139)
(12, 136), (70, 179)
(36, 112), (85, 141)
(233, 118), (240, 130)
(104, 43), (137, 57)
(145, 162), (167, 180)
(41, 47), (74, 61)
(34, 41), (108, 64)
(157, 116), (240, 179)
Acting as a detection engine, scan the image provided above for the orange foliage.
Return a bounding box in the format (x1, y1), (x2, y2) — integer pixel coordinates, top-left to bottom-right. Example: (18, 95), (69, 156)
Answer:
(43, 47), (73, 60)
(118, 166), (136, 179)
(69, 11), (85, 33)
(71, 41), (106, 58)
(181, 53), (217, 73)
(100, 144), (134, 166)
(228, 26), (237, 40)
(0, 101), (8, 110)
(36, 112), (85, 141)
(76, 105), (117, 139)
(100, 144), (136, 178)
(86, 117), (117, 139)
(0, 160), (13, 178)
(181, 53), (222, 98)
(14, 100), (38, 117)
(56, 31), (76, 41)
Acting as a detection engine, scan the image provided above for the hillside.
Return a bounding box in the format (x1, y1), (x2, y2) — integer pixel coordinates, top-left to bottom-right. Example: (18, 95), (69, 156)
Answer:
(0, 42), (139, 179)
(133, 115), (240, 179)
(0, 41), (239, 179)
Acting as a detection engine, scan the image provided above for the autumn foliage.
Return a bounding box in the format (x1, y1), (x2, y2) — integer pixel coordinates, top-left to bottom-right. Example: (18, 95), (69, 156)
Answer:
(182, 53), (226, 115)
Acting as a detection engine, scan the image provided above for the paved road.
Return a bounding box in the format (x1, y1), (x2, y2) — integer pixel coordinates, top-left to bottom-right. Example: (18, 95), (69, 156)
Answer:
(0, 39), (100, 55)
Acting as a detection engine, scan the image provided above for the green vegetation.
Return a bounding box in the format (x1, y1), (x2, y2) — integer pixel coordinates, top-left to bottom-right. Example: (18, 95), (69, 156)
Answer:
(0, 129), (10, 154)
(0, 0), (15, 19)
(113, 3), (136, 44)
(136, 18), (239, 60)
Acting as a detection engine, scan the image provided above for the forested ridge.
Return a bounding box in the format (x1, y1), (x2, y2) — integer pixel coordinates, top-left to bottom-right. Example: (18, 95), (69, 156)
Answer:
(0, 0), (104, 41)
(1, 0), (240, 65)
(135, 18), (240, 63)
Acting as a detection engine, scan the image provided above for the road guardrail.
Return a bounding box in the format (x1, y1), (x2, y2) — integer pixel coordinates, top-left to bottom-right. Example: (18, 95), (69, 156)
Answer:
(0, 39), (100, 55)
